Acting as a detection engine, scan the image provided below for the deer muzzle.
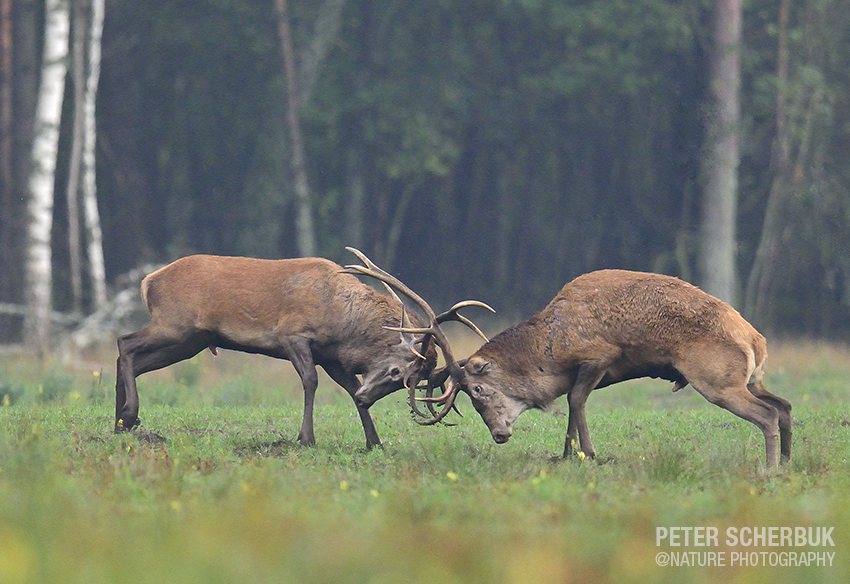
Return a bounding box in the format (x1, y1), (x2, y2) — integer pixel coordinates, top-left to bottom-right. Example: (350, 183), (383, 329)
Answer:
(491, 425), (512, 444)
(353, 387), (377, 409)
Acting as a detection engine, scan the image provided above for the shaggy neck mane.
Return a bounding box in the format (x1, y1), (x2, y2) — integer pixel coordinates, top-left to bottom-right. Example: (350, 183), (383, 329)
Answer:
(478, 321), (541, 375)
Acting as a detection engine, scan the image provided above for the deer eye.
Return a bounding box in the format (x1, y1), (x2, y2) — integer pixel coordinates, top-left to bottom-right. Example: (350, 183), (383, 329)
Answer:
(472, 385), (484, 396)
(389, 366), (402, 379)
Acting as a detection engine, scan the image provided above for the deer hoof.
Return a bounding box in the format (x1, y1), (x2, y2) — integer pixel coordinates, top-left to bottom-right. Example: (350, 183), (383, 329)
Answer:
(114, 417), (140, 433)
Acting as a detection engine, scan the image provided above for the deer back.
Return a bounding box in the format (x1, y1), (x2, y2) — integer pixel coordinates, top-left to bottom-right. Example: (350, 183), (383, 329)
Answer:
(541, 270), (765, 381)
(140, 255), (413, 361)
(475, 269), (765, 390)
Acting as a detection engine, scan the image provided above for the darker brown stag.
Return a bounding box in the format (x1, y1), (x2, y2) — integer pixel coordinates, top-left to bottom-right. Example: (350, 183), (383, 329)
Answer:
(114, 249), (483, 449)
(348, 266), (792, 467)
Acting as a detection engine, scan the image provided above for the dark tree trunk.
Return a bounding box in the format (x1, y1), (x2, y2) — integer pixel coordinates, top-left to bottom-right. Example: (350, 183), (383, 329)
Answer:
(699, 0), (742, 305)
(0, 0), (14, 313)
(274, 0), (316, 258)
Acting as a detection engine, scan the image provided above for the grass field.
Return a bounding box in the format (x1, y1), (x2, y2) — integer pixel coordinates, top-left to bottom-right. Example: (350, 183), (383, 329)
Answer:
(0, 339), (848, 583)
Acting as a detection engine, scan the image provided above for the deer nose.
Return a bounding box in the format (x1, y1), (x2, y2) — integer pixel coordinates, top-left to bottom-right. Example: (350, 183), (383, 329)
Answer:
(353, 388), (374, 409)
(492, 427), (512, 444)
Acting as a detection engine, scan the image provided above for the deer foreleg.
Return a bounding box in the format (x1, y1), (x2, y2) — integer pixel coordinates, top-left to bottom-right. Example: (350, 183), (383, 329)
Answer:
(564, 363), (607, 459)
(324, 362), (382, 450)
(280, 336), (320, 447)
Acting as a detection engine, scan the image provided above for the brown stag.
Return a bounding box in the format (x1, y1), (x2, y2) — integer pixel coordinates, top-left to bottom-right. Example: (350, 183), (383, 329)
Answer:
(344, 265), (792, 467)
(114, 250), (488, 449)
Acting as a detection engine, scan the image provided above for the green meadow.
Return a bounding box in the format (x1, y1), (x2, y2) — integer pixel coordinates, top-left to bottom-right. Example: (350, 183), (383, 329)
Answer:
(0, 340), (848, 584)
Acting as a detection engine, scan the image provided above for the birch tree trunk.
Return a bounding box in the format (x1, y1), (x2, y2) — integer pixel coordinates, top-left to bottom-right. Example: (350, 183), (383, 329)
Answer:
(24, 0), (69, 353)
(83, 0), (107, 309)
(699, 0), (742, 305)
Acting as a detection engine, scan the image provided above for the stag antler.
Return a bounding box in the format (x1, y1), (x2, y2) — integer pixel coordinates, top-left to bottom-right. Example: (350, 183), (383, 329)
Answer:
(342, 247), (450, 420)
(437, 302), (491, 343)
(343, 247), (494, 424)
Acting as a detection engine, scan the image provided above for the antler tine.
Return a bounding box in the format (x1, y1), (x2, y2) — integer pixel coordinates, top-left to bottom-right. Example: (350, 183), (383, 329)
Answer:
(438, 299), (495, 316)
(381, 281), (403, 305)
(388, 301), (495, 344)
(436, 300), (495, 343)
(402, 333), (428, 362)
(407, 380), (432, 419)
(385, 325), (432, 335)
(395, 304), (421, 350)
(423, 383), (441, 418)
(402, 363), (448, 419)
(405, 377), (441, 420)
(343, 247), (437, 321)
(407, 341), (426, 361)
(344, 246), (390, 276)
(416, 385), (455, 403)
(411, 381), (461, 426)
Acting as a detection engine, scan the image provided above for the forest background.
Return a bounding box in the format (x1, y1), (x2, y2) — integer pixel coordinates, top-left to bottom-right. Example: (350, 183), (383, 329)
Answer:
(1, 0), (849, 350)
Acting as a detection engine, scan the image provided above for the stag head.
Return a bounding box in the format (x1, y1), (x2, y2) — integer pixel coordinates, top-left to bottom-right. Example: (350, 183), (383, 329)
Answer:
(343, 247), (494, 423)
(460, 356), (530, 444)
(355, 328), (437, 409)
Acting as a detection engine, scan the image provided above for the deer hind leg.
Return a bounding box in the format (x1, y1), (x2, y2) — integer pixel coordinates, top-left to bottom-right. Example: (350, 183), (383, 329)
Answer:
(323, 362), (382, 450)
(115, 327), (210, 432)
(564, 363), (608, 459)
(694, 383), (781, 467)
(748, 381), (792, 463)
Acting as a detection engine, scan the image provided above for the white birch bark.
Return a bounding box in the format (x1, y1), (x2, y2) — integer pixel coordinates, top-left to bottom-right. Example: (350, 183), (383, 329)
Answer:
(24, 0), (69, 353)
(82, 0), (106, 309)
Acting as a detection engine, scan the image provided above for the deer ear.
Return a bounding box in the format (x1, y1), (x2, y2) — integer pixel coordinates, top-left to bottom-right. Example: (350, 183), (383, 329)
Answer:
(466, 356), (492, 376)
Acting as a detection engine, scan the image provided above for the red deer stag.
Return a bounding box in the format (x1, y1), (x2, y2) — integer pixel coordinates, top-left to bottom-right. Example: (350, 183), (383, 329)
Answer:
(344, 265), (792, 467)
(114, 250), (488, 449)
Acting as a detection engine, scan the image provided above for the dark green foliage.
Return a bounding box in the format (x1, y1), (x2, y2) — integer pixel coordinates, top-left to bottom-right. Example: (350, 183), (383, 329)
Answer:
(59, 0), (847, 341)
(2, 0), (849, 339)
